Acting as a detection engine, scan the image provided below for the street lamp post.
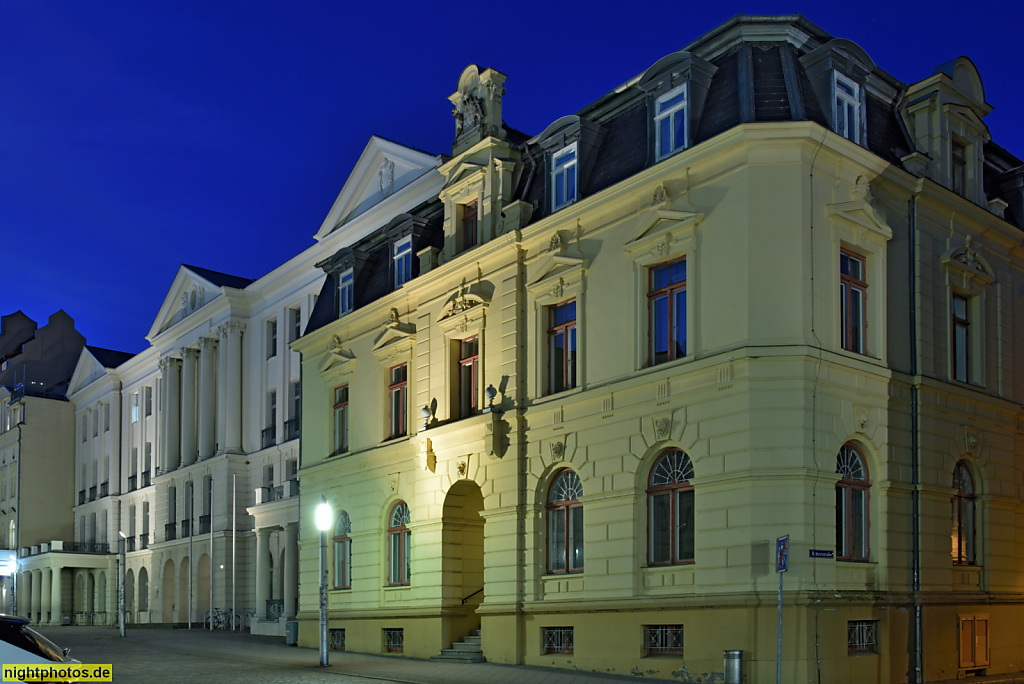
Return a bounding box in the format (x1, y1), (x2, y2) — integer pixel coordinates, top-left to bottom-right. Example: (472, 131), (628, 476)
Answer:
(315, 496), (332, 667)
(117, 531), (126, 638)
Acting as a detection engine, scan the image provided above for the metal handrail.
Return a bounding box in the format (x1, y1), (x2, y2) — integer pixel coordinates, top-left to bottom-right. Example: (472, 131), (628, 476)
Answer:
(461, 587), (483, 605)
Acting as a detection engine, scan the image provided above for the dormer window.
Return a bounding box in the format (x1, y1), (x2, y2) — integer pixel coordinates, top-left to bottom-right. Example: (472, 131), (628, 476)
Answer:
(551, 144), (578, 211)
(461, 200), (478, 250)
(393, 237), (412, 289)
(951, 139), (967, 196)
(655, 85), (688, 160)
(833, 73), (862, 144)
(337, 269), (354, 317)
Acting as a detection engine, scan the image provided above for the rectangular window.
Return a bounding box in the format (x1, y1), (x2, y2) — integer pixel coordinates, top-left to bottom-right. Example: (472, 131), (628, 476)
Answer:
(551, 144), (578, 210)
(333, 386), (349, 455)
(286, 458), (297, 481)
(81, 415), (87, 442)
(952, 139), (967, 196)
(384, 628), (404, 653)
(840, 251), (867, 354)
(393, 237), (412, 289)
(92, 411), (98, 437)
(542, 627), (574, 655)
(461, 200), (478, 250)
(548, 300), (577, 393)
(103, 403), (110, 432)
(290, 307), (302, 343)
(649, 258), (687, 365)
(389, 364), (408, 439)
(144, 387), (152, 417)
(337, 269), (354, 317)
(952, 294), (969, 382)
(268, 390), (277, 429)
(130, 393), (139, 423)
(458, 336), (479, 418)
(267, 320), (278, 359)
(144, 442), (152, 475)
(330, 628), (346, 652)
(655, 85), (687, 160)
(834, 73), (861, 144)
(848, 620), (878, 654)
(645, 625), (684, 656)
(291, 381), (301, 420)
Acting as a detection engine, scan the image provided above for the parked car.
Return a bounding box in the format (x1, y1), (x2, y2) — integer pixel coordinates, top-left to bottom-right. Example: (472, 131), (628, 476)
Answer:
(0, 614), (79, 682)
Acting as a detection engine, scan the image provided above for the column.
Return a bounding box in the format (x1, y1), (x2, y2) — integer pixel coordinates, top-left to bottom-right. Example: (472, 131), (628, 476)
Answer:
(198, 338), (217, 460)
(224, 323), (244, 453)
(50, 566), (62, 625)
(18, 572), (27, 622)
(284, 522), (298, 620)
(255, 527), (271, 620)
(163, 357), (181, 472)
(40, 568), (51, 625)
(215, 327), (228, 454)
(31, 569), (41, 624)
(180, 348), (199, 467)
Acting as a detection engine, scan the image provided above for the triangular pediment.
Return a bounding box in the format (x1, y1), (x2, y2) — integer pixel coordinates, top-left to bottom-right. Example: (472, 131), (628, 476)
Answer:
(529, 234), (589, 293)
(372, 309), (416, 358)
(624, 208), (704, 256)
(147, 266), (240, 339)
(316, 137), (441, 240)
(826, 198), (892, 240)
(319, 335), (357, 376)
(67, 348), (114, 398)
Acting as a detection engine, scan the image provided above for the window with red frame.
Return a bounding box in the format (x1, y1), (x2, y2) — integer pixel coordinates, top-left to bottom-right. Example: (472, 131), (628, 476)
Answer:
(836, 443), (869, 561)
(458, 336), (478, 418)
(548, 299), (577, 394)
(840, 251), (867, 354)
(649, 258), (686, 365)
(333, 385), (349, 455)
(388, 364), (407, 438)
(333, 511), (351, 589)
(547, 470), (583, 573)
(387, 501), (411, 585)
(647, 450), (695, 565)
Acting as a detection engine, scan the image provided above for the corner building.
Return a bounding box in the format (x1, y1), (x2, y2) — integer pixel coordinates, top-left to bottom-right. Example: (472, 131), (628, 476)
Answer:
(294, 15), (1024, 682)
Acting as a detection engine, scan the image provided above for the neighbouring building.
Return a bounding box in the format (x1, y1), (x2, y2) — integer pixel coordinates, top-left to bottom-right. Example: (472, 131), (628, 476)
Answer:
(0, 310), (86, 619)
(293, 14), (1024, 684)
(18, 138), (445, 635)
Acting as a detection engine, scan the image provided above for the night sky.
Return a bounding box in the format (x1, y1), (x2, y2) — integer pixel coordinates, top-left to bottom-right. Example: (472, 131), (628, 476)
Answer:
(3, 1), (1021, 354)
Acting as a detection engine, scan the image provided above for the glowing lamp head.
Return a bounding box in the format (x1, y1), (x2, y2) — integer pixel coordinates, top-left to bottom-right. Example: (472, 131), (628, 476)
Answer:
(315, 502), (332, 531)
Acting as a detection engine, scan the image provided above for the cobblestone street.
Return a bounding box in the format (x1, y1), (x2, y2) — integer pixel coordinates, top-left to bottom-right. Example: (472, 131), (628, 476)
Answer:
(32, 626), (642, 684)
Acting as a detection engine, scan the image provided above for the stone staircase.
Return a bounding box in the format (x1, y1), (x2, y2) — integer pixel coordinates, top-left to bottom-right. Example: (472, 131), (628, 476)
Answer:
(430, 629), (484, 663)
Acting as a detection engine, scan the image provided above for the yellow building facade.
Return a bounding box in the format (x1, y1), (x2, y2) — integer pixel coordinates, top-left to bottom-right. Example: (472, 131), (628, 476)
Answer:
(294, 16), (1024, 683)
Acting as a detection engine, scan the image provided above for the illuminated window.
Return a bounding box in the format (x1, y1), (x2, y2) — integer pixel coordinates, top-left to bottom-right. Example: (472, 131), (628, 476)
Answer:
(551, 144), (578, 210)
(548, 300), (577, 394)
(393, 237), (412, 289)
(337, 269), (354, 317)
(333, 386), (349, 455)
(834, 73), (861, 144)
(458, 336), (479, 418)
(952, 461), (976, 566)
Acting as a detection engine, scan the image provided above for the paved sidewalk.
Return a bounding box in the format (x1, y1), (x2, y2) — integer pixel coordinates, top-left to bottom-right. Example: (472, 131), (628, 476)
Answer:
(33, 625), (646, 684)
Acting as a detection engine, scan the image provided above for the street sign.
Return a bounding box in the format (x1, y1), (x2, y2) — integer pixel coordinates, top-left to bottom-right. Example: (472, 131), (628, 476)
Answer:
(809, 549), (834, 559)
(775, 535), (789, 573)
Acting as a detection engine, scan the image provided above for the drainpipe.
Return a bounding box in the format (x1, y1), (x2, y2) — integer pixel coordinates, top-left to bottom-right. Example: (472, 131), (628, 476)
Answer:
(908, 193), (923, 683)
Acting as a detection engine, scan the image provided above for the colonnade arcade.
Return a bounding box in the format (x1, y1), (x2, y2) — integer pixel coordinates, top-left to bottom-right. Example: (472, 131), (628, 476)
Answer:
(158, 322), (244, 473)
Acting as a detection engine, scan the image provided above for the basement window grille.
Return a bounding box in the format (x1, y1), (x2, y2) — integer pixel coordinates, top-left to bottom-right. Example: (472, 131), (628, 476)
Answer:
(645, 624), (684, 655)
(543, 626), (574, 654)
(847, 620), (878, 653)
(330, 628), (345, 651)
(384, 628), (403, 653)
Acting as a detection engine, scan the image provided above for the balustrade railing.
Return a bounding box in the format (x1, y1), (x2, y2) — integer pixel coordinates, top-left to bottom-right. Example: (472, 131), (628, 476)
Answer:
(283, 417), (300, 442)
(99, 482), (108, 498)
(78, 490), (85, 505)
(128, 475), (137, 492)
(261, 425), (276, 449)
(125, 536), (135, 552)
(181, 519), (191, 538)
(266, 599), (283, 621)
(139, 533), (149, 550)
(142, 472), (151, 487)
(199, 514), (211, 535)
(88, 486), (97, 502)
(164, 522), (176, 542)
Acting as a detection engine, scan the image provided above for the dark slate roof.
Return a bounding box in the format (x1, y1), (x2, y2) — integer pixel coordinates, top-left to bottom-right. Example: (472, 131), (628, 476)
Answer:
(86, 346), (135, 369)
(183, 264), (254, 290)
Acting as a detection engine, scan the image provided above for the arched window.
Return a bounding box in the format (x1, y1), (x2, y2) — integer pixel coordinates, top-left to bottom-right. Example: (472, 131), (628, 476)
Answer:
(647, 449), (695, 565)
(547, 470), (583, 573)
(388, 502), (411, 585)
(333, 512), (352, 589)
(952, 461), (976, 566)
(836, 443), (869, 561)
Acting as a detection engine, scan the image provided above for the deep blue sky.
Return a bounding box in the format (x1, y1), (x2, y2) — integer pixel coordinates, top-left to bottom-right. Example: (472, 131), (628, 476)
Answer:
(3, 2), (1021, 354)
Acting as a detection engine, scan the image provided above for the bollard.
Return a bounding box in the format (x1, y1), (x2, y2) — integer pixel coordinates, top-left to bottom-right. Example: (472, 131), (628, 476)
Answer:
(724, 649), (742, 684)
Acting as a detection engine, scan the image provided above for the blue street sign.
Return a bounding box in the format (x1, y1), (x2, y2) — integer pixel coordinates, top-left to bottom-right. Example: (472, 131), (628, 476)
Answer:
(809, 549), (834, 559)
(775, 535), (789, 573)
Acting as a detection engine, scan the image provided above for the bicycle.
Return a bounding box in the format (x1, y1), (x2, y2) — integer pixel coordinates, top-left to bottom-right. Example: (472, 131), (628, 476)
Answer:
(203, 608), (242, 631)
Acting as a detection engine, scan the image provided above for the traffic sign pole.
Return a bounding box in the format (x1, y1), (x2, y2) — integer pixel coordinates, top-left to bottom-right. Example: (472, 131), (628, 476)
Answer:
(775, 535), (789, 684)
